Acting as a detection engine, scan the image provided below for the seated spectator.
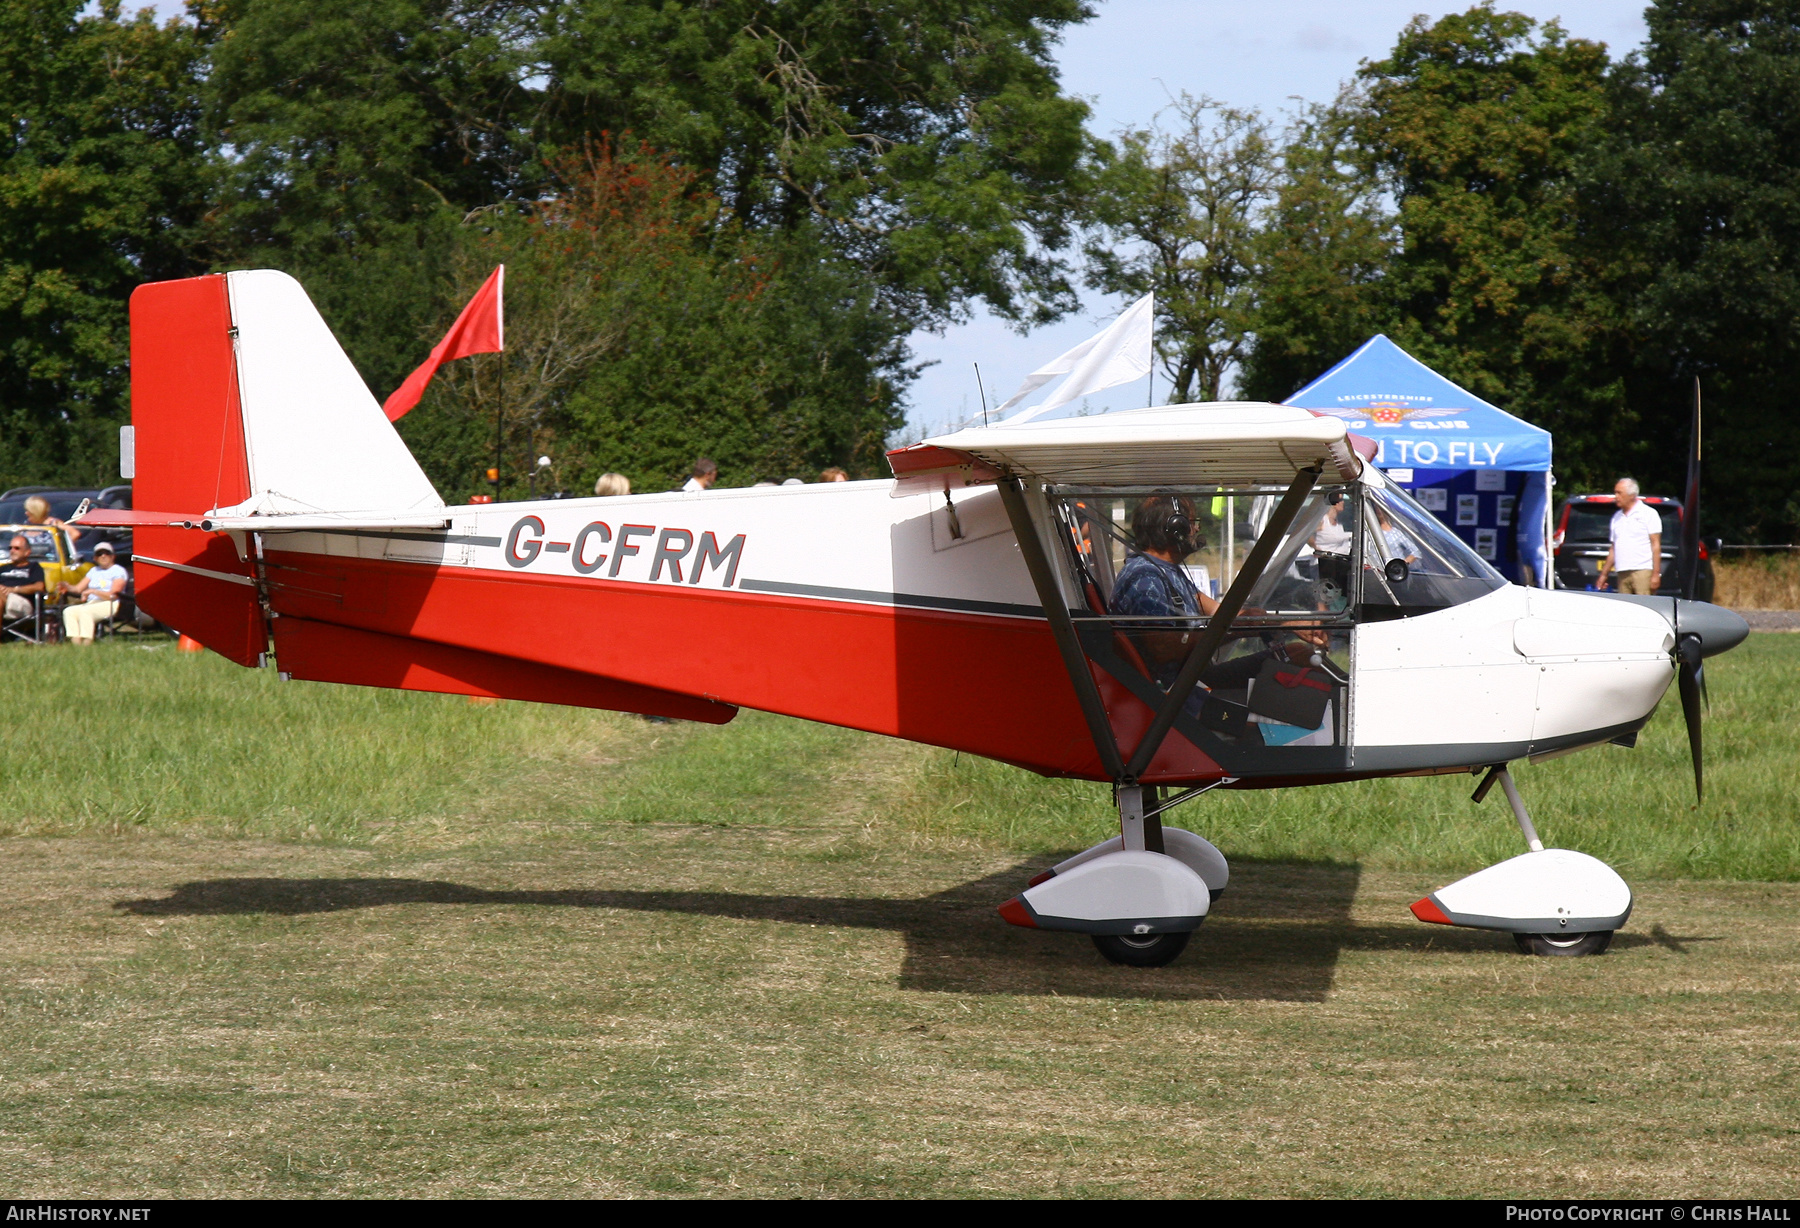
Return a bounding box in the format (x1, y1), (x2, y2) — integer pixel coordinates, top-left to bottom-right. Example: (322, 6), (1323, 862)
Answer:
(820, 467), (849, 483)
(593, 472), (631, 497)
(59, 542), (127, 644)
(1, 534), (45, 622)
(23, 495), (80, 544)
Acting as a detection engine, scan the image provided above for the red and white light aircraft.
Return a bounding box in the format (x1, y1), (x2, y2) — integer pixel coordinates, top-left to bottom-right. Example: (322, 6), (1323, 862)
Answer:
(85, 271), (1748, 967)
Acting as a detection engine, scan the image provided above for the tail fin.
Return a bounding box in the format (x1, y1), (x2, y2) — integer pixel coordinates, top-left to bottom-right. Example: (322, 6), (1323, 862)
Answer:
(128, 270), (444, 662)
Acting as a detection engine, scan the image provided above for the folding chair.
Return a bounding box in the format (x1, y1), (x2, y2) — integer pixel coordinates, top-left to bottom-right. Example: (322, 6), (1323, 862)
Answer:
(2, 592), (46, 644)
(93, 576), (137, 641)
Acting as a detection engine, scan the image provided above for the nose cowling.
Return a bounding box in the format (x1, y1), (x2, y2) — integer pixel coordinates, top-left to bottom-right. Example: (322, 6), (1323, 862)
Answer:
(1587, 593), (1749, 659)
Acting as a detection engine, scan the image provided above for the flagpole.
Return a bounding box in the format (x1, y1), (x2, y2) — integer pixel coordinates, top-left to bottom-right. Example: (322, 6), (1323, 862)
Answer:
(494, 355), (504, 500)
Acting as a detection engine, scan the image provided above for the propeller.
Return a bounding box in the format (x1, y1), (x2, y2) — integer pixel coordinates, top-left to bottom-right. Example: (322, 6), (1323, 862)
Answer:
(1675, 378), (1705, 803)
(1677, 633), (1705, 804)
(1680, 377), (1703, 603)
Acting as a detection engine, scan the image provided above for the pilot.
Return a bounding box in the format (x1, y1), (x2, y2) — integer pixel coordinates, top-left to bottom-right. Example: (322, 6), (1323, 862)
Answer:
(1111, 495), (1319, 690)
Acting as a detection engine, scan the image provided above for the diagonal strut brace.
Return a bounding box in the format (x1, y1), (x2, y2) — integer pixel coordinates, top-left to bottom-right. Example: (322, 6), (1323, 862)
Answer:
(1120, 465), (1323, 782)
(996, 477), (1126, 780)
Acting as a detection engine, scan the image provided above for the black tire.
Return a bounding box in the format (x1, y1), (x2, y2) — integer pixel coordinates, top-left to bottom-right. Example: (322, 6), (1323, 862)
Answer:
(1092, 930), (1192, 967)
(1513, 930), (1614, 957)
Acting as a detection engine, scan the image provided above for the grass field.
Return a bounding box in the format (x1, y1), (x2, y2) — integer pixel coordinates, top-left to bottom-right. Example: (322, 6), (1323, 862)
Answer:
(0, 636), (1795, 1197)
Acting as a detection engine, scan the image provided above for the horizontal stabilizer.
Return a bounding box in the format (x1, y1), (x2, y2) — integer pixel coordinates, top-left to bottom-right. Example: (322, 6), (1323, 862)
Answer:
(77, 508), (451, 533)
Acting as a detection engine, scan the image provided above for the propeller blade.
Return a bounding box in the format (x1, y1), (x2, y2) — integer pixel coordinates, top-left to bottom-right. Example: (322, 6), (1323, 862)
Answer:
(1680, 378), (1702, 601)
(1677, 634), (1704, 804)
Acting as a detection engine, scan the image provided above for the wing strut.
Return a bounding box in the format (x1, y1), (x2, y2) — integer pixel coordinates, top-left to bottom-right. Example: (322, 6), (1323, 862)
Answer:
(996, 464), (1322, 787)
(996, 477), (1126, 780)
(1121, 465), (1323, 782)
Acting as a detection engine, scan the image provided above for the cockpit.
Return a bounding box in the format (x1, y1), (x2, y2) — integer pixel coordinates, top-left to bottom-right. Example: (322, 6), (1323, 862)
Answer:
(1050, 469), (1507, 760)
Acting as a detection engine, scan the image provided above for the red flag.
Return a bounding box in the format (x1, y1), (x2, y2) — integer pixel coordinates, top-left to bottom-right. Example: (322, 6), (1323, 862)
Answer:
(383, 265), (505, 421)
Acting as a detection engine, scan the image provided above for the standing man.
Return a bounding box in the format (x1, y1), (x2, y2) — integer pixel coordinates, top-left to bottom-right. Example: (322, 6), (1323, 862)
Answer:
(1596, 477), (1661, 594)
(681, 458), (718, 493)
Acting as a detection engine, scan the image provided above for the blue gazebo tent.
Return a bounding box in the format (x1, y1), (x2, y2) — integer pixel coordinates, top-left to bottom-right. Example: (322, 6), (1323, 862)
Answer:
(1284, 335), (1553, 586)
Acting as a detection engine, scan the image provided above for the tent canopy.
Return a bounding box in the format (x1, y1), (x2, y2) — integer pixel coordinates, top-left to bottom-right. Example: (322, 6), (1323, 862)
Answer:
(1284, 335), (1551, 473)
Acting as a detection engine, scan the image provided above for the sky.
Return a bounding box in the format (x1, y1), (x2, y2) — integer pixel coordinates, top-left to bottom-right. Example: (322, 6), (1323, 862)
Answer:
(903, 0), (1653, 438)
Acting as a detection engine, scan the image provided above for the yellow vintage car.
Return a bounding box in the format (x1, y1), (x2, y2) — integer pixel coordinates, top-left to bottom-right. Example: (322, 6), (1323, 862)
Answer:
(0, 524), (90, 606)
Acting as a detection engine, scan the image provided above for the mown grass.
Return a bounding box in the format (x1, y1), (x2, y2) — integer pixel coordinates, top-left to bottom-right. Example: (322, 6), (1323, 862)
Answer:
(0, 837), (1795, 1198)
(4, 633), (1796, 880)
(0, 635), (1796, 1197)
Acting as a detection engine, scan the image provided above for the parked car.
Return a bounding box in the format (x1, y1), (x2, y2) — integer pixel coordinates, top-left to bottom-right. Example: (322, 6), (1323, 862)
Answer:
(0, 486), (132, 564)
(1553, 493), (1715, 601)
(0, 522), (91, 605)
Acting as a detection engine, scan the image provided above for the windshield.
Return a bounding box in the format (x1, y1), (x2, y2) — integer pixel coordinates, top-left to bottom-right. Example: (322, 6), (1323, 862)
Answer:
(1359, 472), (1508, 619)
(8, 528), (58, 563)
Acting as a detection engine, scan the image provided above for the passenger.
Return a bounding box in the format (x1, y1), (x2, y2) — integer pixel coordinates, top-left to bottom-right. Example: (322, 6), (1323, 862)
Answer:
(1375, 506), (1420, 567)
(1111, 496), (1318, 689)
(23, 495), (79, 545)
(1311, 491), (1351, 594)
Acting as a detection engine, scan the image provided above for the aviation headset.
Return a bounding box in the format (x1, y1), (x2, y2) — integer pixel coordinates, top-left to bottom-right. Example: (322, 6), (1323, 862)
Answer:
(1132, 495), (1203, 558)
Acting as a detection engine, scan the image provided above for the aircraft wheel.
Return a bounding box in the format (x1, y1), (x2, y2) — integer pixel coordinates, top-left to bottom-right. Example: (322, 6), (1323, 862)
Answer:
(1513, 930), (1613, 957)
(1092, 930), (1191, 967)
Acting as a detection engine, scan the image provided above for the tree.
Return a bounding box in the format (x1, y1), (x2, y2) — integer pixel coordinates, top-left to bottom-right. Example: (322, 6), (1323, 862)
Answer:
(1237, 93), (1395, 403)
(537, 0), (1098, 329)
(199, 0), (544, 396)
(1352, 5), (1621, 481)
(401, 142), (906, 498)
(0, 0), (208, 488)
(1587, 0), (1800, 539)
(1083, 96), (1277, 403)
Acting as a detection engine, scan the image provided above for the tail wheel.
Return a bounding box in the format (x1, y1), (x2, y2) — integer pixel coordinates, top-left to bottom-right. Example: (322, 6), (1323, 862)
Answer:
(1092, 930), (1192, 967)
(1514, 930), (1614, 957)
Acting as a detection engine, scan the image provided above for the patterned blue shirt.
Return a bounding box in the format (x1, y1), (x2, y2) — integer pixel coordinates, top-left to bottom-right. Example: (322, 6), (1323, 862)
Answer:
(1111, 553), (1202, 621)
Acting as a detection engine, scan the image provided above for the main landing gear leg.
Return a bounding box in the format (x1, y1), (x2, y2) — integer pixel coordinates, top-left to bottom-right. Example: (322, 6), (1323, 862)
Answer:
(1411, 765), (1632, 955)
(997, 783), (1225, 968)
(1092, 785), (1187, 966)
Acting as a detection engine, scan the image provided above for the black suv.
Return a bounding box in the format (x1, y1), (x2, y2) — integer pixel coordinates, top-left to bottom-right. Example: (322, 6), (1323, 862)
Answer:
(1553, 494), (1714, 600)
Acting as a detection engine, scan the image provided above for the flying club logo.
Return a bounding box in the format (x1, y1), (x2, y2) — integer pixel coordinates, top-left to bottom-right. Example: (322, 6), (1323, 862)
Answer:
(1315, 399), (1468, 429)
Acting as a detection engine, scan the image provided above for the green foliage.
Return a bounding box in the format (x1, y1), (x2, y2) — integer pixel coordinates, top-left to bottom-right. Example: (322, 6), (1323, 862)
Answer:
(1084, 96), (1277, 403)
(0, 0), (208, 488)
(538, 0), (1098, 327)
(1237, 95), (1394, 403)
(1354, 6), (1624, 484)
(200, 0), (543, 396)
(1583, 0), (1800, 538)
(400, 143), (906, 497)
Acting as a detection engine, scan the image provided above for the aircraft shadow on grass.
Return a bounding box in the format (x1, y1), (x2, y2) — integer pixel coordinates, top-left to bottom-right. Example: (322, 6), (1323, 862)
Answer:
(114, 859), (1686, 1003)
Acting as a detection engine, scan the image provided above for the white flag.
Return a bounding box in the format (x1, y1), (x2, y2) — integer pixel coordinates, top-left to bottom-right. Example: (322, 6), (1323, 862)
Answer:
(999, 293), (1155, 426)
